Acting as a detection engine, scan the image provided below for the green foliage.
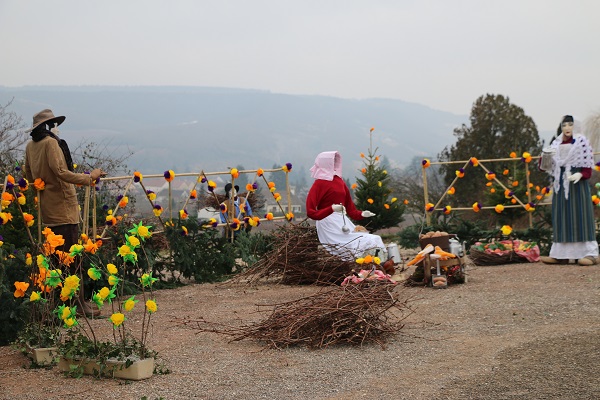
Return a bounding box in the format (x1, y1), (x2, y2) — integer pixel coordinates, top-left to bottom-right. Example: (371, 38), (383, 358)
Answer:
(233, 229), (273, 269)
(161, 219), (237, 283)
(58, 330), (157, 378)
(97, 222), (158, 293)
(12, 323), (61, 362)
(438, 94), (548, 207)
(0, 244), (31, 345)
(353, 129), (405, 232)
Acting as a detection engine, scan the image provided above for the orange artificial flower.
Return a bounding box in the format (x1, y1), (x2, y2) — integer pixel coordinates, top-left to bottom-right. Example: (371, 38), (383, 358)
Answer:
(33, 178), (45, 190)
(83, 239), (99, 254)
(14, 281), (29, 298)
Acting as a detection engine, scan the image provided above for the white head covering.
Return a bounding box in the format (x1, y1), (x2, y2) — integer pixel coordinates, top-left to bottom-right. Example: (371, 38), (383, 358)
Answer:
(310, 151), (342, 181)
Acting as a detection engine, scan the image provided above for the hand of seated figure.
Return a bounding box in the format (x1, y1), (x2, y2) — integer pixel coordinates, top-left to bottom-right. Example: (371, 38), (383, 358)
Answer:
(331, 204), (346, 213)
(361, 210), (376, 217)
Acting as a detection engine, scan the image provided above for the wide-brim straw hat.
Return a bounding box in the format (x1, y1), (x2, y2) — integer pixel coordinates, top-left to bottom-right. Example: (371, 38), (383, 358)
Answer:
(26, 109), (65, 133)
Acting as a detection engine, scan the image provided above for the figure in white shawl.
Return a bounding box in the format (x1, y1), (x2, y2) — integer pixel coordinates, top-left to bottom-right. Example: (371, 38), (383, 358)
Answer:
(540, 115), (599, 265)
(306, 151), (386, 261)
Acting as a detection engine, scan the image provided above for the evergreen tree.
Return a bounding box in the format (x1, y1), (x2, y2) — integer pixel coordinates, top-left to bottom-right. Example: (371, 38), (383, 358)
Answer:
(353, 128), (405, 232)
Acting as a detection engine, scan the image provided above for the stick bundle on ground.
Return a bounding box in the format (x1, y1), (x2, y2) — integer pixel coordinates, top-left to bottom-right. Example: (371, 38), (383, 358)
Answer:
(233, 222), (356, 285)
(179, 282), (413, 349)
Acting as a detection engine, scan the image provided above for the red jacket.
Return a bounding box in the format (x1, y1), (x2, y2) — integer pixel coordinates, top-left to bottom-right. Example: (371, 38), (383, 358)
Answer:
(306, 176), (363, 221)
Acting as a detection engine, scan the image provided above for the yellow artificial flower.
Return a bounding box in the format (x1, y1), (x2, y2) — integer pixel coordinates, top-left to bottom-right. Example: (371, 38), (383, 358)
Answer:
(110, 313), (125, 327)
(30, 291), (41, 302)
(137, 225), (151, 239)
(124, 297), (137, 312)
(501, 225), (513, 236)
(107, 263), (118, 275)
(127, 235), (140, 247)
(119, 244), (134, 257)
(63, 275), (80, 291)
(61, 306), (72, 320)
(98, 287), (110, 300)
(146, 299), (157, 313)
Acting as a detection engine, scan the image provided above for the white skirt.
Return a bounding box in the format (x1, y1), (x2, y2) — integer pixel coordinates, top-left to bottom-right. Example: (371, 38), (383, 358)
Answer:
(316, 211), (386, 261)
(549, 241), (599, 260)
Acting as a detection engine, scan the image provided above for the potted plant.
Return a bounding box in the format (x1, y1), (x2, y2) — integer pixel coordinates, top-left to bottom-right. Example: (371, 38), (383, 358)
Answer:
(0, 174), (56, 362)
(54, 221), (159, 380)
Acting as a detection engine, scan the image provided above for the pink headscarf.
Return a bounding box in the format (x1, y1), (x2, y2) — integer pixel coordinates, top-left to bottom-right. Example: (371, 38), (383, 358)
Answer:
(310, 151), (342, 181)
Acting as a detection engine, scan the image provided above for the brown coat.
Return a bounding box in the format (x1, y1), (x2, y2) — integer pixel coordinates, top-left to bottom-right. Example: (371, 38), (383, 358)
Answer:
(23, 136), (93, 226)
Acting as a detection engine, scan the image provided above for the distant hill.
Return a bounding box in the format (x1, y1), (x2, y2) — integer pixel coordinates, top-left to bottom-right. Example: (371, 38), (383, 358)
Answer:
(0, 85), (467, 183)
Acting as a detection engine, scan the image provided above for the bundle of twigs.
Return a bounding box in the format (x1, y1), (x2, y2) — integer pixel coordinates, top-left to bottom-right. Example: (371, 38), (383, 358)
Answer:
(178, 281), (413, 349)
(231, 222), (356, 285)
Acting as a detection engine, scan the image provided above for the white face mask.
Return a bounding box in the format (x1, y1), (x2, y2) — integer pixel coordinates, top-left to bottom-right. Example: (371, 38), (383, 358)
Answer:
(230, 188), (237, 199)
(50, 122), (60, 136)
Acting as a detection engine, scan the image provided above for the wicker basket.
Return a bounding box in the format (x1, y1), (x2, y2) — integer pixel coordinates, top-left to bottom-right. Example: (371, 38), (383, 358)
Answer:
(468, 248), (528, 266)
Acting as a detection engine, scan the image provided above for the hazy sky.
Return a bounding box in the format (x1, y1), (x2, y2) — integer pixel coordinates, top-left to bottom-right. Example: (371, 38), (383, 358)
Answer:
(1, 0), (598, 133)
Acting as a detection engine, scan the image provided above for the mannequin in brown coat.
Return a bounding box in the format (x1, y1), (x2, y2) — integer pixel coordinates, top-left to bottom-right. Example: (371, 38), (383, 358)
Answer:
(23, 109), (105, 317)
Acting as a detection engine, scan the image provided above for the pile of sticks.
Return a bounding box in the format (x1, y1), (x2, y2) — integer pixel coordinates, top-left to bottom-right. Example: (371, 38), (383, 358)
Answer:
(181, 281), (413, 349)
(232, 223), (356, 285)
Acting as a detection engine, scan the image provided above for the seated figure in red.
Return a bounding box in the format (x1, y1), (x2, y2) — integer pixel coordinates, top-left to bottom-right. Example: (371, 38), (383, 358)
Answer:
(306, 151), (386, 261)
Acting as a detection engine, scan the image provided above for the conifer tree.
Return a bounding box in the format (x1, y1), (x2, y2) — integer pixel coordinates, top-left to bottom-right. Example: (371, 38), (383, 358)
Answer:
(353, 128), (405, 232)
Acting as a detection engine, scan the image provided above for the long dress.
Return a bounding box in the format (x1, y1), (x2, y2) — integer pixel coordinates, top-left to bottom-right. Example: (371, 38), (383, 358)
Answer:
(547, 137), (598, 260)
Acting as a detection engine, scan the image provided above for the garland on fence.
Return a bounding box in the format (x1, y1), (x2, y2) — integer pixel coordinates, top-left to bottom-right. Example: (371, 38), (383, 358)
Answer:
(421, 152), (555, 216)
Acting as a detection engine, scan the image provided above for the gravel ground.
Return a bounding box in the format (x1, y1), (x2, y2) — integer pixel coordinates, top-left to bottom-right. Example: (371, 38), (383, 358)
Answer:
(1, 260), (600, 400)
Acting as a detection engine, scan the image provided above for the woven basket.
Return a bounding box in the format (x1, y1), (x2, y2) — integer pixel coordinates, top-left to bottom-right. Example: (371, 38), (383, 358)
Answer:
(469, 248), (528, 266)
